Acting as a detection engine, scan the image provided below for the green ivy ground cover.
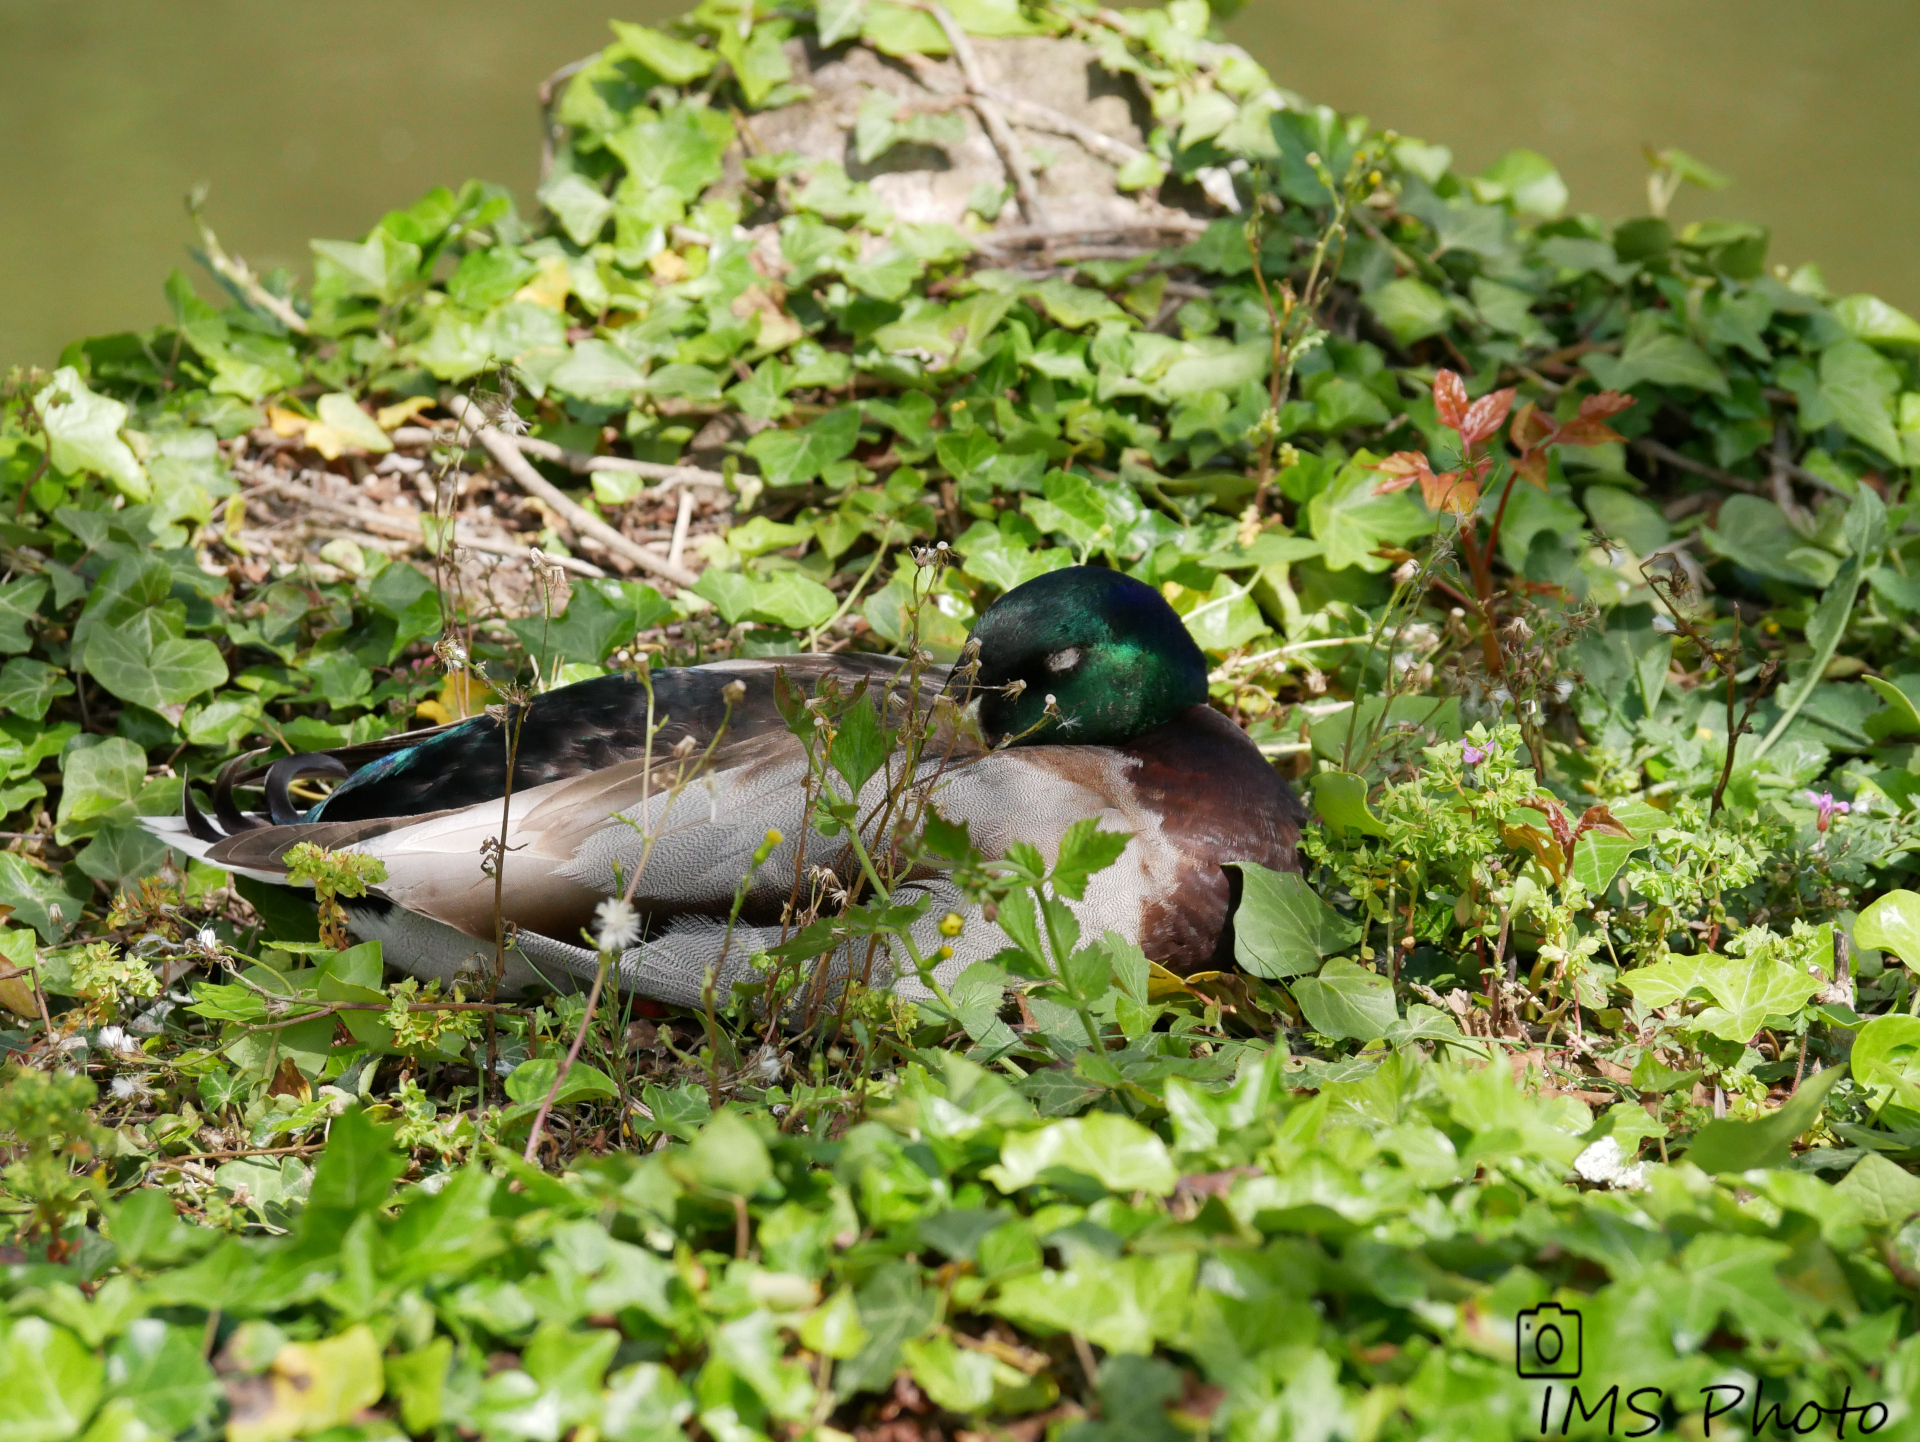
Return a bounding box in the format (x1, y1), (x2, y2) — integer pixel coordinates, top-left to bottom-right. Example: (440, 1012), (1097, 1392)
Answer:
(4, 1), (1920, 1437)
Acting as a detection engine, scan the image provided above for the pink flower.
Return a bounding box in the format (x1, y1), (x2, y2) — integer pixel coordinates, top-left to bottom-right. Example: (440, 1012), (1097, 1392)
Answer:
(1461, 742), (1490, 767)
(1805, 791), (1851, 832)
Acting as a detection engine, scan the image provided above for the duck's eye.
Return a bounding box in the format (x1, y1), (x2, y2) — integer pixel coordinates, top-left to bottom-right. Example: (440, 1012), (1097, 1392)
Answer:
(1044, 646), (1082, 674)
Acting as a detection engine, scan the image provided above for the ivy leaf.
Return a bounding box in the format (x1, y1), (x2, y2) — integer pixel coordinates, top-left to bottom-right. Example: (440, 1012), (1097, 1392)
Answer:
(537, 173), (614, 247)
(1367, 278), (1454, 345)
(0, 1318), (103, 1442)
(1619, 954), (1727, 1009)
(608, 21), (715, 84)
(83, 608), (228, 712)
(550, 340), (648, 405)
(307, 1107), (408, 1215)
(862, 1), (951, 57)
(369, 563), (444, 663)
(55, 737), (148, 843)
(1692, 957), (1822, 1044)
(817, 0), (869, 47)
(1834, 1153), (1920, 1225)
(1833, 293), (1920, 349)
(503, 1058), (619, 1107)
(748, 572), (838, 630)
(746, 408), (862, 487)
(312, 230), (423, 305)
(675, 1109), (772, 1197)
(1310, 771), (1389, 840)
(1289, 957), (1399, 1041)
(1232, 863), (1360, 978)
(0, 658), (73, 722)
(1025, 279), (1128, 331)
(1857, 889), (1920, 970)
(606, 106), (730, 204)
(839, 1262), (937, 1396)
(509, 580), (667, 664)
(0, 578), (47, 655)
(983, 1113), (1177, 1195)
(1307, 458), (1433, 572)
(1814, 339), (1902, 458)
(1701, 496), (1838, 588)
(842, 247), (922, 302)
(718, 17), (794, 109)
(34, 367), (149, 500)
(1570, 798), (1662, 893)
(106, 1320), (222, 1436)
(1685, 1064), (1845, 1174)
(0, 852), (87, 941)
(691, 569), (759, 626)
(1583, 313), (1728, 395)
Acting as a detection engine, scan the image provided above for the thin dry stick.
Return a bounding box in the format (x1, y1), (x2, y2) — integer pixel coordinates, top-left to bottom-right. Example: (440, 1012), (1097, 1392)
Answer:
(394, 425), (730, 493)
(904, 1), (1049, 226)
(186, 190), (309, 336)
(989, 90), (1144, 166)
(446, 395), (701, 586)
(666, 488), (695, 573)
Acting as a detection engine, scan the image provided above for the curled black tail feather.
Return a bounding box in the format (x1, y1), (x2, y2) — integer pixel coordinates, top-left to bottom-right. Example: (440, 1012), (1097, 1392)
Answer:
(265, 754), (350, 826)
(182, 780), (223, 843)
(213, 749), (270, 834)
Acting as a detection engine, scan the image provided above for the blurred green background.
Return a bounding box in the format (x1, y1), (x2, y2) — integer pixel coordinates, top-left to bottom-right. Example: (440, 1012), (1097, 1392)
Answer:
(3, 0), (1915, 365)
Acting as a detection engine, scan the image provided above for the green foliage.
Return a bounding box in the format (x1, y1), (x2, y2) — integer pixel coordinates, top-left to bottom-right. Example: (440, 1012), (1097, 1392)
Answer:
(280, 842), (388, 948)
(1, 0), (1919, 1429)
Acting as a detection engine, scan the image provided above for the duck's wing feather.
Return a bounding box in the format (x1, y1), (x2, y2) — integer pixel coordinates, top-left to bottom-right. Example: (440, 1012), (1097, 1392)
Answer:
(230, 653), (945, 826)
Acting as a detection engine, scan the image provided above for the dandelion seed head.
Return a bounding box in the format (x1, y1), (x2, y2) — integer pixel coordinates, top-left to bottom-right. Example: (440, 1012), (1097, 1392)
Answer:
(594, 897), (641, 953)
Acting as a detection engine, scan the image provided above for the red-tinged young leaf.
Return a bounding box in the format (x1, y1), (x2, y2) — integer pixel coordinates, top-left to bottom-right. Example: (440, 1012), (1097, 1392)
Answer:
(1514, 448), (1550, 489)
(1572, 803), (1634, 845)
(1370, 451), (1435, 495)
(1432, 370), (1470, 434)
(1420, 455), (1490, 516)
(1509, 400), (1555, 455)
(1552, 417), (1627, 447)
(1523, 796), (1576, 859)
(1458, 386), (1517, 448)
(1553, 390), (1635, 446)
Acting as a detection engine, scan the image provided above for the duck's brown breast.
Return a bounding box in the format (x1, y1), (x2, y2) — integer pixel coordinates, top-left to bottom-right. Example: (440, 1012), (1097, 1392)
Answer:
(1118, 704), (1309, 974)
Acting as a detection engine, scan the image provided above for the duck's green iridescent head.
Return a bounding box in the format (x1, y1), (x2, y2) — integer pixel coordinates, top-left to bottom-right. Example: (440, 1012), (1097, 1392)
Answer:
(965, 566), (1208, 746)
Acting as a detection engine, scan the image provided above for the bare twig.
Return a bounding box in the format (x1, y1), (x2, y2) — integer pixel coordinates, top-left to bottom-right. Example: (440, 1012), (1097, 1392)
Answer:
(446, 396), (701, 587)
(901, 2), (1049, 226)
(407, 427), (731, 493)
(666, 488), (695, 573)
(973, 217), (1208, 253)
(185, 190), (310, 336)
(988, 90), (1144, 167)
(1630, 437), (1764, 496)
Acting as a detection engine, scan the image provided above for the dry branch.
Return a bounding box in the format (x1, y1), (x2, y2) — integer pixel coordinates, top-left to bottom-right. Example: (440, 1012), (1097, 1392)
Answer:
(903, 1), (1049, 227)
(445, 396), (702, 587)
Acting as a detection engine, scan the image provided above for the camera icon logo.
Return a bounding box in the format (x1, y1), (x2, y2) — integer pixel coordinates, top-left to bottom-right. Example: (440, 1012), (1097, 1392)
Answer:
(1515, 1302), (1582, 1379)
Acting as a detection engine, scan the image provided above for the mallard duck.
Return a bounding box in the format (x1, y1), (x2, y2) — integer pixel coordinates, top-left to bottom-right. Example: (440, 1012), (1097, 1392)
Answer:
(148, 566), (1306, 1008)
